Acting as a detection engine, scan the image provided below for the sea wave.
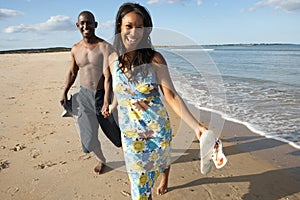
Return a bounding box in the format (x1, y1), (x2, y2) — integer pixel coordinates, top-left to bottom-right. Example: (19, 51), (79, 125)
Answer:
(195, 104), (300, 150)
(163, 45), (300, 150)
(170, 48), (214, 52)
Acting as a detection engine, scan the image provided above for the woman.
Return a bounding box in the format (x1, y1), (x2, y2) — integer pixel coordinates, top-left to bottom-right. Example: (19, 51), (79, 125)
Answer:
(105, 2), (217, 199)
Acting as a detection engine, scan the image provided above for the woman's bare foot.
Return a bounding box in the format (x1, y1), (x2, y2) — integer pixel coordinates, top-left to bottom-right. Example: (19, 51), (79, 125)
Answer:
(94, 162), (104, 175)
(157, 167), (170, 195)
(157, 181), (168, 195)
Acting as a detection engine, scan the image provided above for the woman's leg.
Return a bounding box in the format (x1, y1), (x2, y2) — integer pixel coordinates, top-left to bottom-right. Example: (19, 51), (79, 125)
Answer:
(157, 166), (170, 195)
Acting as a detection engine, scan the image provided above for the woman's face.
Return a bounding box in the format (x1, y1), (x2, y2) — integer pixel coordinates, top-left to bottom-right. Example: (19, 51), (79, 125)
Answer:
(120, 11), (144, 51)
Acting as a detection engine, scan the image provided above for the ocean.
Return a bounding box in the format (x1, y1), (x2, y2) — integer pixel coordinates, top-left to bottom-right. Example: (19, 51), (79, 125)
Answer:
(158, 44), (300, 149)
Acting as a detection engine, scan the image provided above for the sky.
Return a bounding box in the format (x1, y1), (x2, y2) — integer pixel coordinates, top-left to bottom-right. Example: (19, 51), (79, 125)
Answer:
(1, 0), (300, 50)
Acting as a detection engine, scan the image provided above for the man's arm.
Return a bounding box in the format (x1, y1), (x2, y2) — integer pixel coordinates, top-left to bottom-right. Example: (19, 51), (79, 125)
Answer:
(102, 51), (118, 118)
(101, 66), (111, 112)
(101, 44), (112, 114)
(60, 49), (79, 105)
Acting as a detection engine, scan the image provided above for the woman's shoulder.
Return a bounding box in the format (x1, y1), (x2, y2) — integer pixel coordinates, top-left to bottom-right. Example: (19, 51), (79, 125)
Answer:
(150, 50), (168, 74)
(108, 52), (118, 71)
(151, 50), (167, 65)
(109, 52), (118, 60)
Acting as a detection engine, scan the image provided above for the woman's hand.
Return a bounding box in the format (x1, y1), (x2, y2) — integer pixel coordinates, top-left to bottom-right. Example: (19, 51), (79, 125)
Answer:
(195, 124), (207, 140)
(108, 104), (116, 115)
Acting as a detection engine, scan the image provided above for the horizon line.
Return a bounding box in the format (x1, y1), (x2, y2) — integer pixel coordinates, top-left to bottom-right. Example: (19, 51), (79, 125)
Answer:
(1, 43), (299, 54)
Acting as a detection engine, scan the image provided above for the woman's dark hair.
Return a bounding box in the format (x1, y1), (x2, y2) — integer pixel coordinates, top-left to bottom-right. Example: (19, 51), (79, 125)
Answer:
(113, 2), (155, 69)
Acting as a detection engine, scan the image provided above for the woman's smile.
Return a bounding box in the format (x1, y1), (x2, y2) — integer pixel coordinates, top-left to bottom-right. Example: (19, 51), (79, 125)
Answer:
(121, 11), (144, 51)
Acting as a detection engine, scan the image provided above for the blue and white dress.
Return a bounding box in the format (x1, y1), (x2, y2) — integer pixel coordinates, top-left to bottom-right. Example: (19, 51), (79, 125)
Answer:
(112, 60), (172, 200)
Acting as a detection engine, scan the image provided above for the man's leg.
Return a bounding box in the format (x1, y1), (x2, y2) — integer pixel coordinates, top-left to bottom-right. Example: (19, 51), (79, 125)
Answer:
(78, 87), (106, 174)
(92, 146), (106, 174)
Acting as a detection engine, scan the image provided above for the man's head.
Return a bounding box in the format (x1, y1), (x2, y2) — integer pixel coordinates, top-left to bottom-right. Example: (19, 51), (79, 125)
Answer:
(76, 11), (98, 39)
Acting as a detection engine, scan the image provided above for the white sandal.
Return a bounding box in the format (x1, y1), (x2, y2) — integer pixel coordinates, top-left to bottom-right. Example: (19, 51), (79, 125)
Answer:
(200, 130), (215, 174)
(212, 138), (227, 169)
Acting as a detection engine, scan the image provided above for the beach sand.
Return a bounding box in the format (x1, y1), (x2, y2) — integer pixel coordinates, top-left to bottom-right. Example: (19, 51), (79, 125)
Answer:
(0, 52), (299, 200)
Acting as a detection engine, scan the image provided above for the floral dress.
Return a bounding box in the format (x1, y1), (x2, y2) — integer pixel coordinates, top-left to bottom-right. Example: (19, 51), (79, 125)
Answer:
(112, 59), (172, 200)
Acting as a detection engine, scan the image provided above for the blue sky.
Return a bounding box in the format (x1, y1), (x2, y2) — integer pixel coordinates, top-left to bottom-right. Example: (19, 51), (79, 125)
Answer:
(1, 0), (300, 50)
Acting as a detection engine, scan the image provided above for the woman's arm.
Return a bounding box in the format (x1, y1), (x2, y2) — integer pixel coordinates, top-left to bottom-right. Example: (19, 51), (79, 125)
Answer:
(108, 93), (118, 114)
(104, 52), (119, 117)
(152, 51), (206, 139)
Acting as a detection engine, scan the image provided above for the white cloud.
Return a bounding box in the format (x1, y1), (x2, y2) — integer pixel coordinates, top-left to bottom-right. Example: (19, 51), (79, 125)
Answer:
(0, 8), (23, 20)
(4, 15), (76, 33)
(249, 0), (300, 12)
(147, 0), (160, 4)
(146, 0), (203, 5)
(167, 0), (185, 3)
(197, 0), (203, 6)
(100, 20), (114, 29)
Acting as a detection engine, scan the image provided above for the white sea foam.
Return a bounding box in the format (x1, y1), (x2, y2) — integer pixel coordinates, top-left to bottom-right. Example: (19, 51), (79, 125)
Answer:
(195, 104), (300, 149)
(170, 48), (214, 52)
(160, 45), (300, 150)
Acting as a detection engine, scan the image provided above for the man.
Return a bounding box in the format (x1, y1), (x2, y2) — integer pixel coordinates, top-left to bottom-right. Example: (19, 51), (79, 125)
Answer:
(60, 11), (121, 174)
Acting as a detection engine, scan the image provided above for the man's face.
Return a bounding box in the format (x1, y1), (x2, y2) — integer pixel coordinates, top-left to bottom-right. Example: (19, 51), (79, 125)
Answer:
(76, 13), (97, 38)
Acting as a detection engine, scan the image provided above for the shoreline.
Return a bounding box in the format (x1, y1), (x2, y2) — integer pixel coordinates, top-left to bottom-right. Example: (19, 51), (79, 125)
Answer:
(162, 99), (300, 180)
(188, 104), (300, 180)
(1, 43), (299, 54)
(0, 52), (299, 199)
(196, 106), (300, 150)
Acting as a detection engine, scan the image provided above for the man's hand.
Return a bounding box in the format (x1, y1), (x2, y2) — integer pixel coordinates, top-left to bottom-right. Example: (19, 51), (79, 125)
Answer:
(60, 93), (68, 106)
(101, 103), (110, 118)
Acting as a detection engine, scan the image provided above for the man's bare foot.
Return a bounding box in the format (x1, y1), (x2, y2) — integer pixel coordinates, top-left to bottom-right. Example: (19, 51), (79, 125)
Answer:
(94, 162), (104, 175)
(157, 168), (170, 195)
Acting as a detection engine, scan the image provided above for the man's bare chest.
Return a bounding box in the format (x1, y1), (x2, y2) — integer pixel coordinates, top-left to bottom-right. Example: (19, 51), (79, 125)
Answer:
(75, 49), (104, 68)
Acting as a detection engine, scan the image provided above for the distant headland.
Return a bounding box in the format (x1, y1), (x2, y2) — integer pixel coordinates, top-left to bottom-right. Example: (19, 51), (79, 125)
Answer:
(0, 47), (71, 54)
(155, 43), (298, 49)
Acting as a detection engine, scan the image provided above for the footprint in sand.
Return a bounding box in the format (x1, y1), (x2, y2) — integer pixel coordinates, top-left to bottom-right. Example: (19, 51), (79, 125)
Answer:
(35, 161), (57, 169)
(6, 186), (19, 196)
(121, 190), (131, 197)
(78, 154), (92, 160)
(0, 160), (10, 171)
(35, 160), (67, 169)
(29, 148), (41, 158)
(10, 144), (26, 152)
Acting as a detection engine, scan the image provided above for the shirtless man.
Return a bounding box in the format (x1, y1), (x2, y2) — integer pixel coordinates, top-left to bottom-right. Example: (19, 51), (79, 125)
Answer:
(60, 11), (121, 174)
